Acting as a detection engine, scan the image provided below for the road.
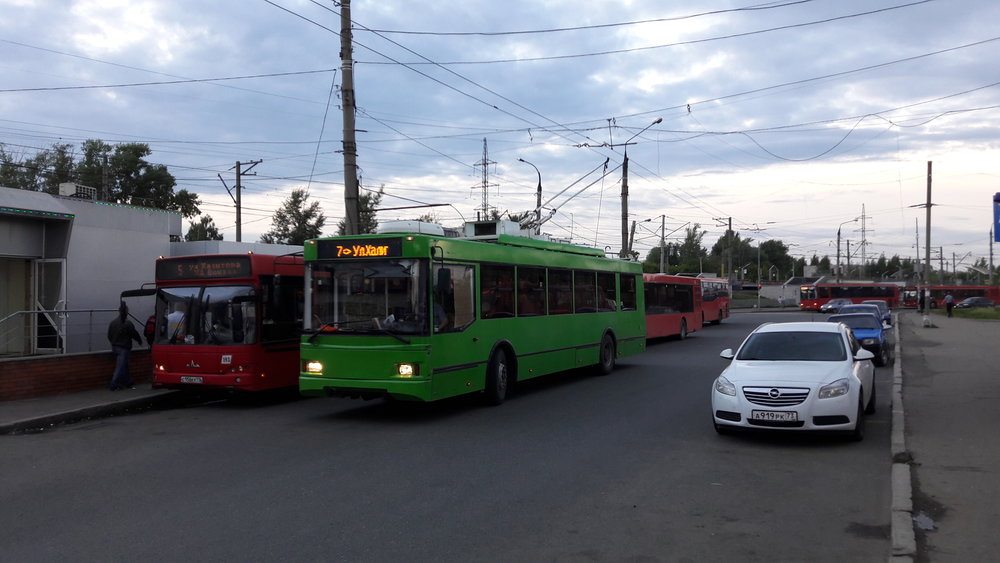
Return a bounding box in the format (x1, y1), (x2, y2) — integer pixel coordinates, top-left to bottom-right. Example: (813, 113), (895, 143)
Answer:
(1, 311), (892, 562)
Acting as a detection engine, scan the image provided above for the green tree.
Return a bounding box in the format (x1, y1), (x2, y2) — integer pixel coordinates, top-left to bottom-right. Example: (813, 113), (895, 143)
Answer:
(261, 188), (326, 244)
(337, 186), (383, 235)
(186, 215), (224, 241)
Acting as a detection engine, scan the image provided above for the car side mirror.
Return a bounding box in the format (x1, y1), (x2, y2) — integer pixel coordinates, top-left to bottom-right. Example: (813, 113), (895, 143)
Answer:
(720, 348), (735, 360)
(854, 349), (875, 362)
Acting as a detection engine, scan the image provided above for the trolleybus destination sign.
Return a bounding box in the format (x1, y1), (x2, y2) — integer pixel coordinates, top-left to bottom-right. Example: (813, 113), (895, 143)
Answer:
(316, 238), (403, 259)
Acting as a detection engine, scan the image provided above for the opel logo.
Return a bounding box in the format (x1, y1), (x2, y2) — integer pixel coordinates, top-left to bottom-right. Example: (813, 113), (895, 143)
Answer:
(186, 360), (200, 368)
(769, 388), (780, 398)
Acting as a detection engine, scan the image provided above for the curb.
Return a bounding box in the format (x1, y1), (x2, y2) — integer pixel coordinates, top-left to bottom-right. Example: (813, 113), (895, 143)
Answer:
(0, 390), (181, 435)
(889, 315), (915, 562)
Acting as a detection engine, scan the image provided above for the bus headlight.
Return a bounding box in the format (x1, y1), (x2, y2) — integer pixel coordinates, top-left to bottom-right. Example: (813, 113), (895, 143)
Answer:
(304, 360), (324, 375)
(397, 363), (418, 377)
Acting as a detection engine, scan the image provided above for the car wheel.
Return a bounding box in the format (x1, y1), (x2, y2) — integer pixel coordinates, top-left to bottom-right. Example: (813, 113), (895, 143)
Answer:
(876, 347), (888, 367)
(595, 332), (616, 375)
(864, 383), (876, 415)
(483, 348), (511, 406)
(850, 396), (866, 442)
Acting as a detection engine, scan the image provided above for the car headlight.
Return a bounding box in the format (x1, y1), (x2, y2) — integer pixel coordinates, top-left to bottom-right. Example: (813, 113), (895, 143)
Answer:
(819, 378), (849, 399)
(714, 375), (736, 396)
(861, 338), (876, 345)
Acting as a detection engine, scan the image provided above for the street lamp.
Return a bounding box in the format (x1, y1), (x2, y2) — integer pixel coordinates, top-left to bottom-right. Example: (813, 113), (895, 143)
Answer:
(619, 117), (662, 258)
(517, 158), (542, 235)
(836, 218), (859, 283)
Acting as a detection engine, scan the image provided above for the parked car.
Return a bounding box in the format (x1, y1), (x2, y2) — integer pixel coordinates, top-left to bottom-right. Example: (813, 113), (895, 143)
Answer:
(712, 321), (875, 440)
(828, 312), (893, 367)
(861, 299), (892, 325)
(954, 297), (996, 309)
(837, 303), (885, 321)
(819, 298), (853, 314)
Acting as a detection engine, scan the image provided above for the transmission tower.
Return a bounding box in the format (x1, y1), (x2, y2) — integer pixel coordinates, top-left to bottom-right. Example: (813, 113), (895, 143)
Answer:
(473, 138), (498, 219)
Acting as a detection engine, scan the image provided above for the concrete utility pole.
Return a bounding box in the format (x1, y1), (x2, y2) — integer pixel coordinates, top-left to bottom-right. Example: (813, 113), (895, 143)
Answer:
(340, 0), (361, 235)
(924, 161), (933, 300)
(618, 118), (661, 258)
(219, 160), (261, 242)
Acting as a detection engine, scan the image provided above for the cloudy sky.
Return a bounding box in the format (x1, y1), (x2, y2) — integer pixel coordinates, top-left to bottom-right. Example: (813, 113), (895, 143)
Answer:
(3, 0), (999, 273)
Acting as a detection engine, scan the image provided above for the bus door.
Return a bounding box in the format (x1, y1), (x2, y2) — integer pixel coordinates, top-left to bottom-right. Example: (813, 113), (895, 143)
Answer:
(430, 263), (479, 398)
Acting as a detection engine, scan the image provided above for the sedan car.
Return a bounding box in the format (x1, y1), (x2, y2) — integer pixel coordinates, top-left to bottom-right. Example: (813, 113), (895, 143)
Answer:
(828, 313), (892, 367)
(819, 298), (853, 314)
(955, 296), (996, 309)
(712, 321), (876, 440)
(836, 303), (885, 321)
(861, 299), (892, 325)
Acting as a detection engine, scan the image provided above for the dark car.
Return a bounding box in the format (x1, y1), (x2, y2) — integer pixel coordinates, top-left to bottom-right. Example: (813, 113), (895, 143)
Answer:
(955, 297), (996, 309)
(837, 303), (885, 322)
(861, 299), (892, 325)
(828, 312), (893, 367)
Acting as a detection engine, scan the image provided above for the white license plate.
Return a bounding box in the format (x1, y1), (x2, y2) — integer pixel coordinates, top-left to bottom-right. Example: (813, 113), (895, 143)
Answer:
(751, 410), (797, 422)
(180, 376), (203, 384)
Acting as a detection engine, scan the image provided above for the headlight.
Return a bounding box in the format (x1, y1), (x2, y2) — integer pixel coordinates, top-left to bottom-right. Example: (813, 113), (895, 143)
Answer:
(397, 363), (418, 377)
(304, 360), (323, 375)
(819, 378), (849, 399)
(714, 375), (736, 396)
(861, 338), (876, 345)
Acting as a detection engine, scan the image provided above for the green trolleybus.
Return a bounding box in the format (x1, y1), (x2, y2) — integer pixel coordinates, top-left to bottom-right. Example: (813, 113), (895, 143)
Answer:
(299, 221), (646, 404)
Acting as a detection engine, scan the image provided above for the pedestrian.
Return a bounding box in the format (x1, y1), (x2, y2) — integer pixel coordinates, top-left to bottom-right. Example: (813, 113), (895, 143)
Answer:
(107, 302), (142, 390)
(944, 292), (955, 318)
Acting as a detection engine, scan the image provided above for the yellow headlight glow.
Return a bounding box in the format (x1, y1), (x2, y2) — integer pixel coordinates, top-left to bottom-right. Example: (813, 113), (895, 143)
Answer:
(397, 363), (418, 377)
(305, 360), (324, 374)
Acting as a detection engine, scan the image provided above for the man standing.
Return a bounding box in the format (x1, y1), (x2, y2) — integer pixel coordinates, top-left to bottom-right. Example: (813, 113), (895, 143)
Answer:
(944, 292), (955, 318)
(108, 302), (142, 390)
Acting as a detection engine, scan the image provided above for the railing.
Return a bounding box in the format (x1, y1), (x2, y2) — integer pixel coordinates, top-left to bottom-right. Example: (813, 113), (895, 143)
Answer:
(0, 308), (123, 356)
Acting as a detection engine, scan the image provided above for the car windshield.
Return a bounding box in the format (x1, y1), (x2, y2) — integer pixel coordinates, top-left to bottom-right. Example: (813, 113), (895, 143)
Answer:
(736, 331), (847, 361)
(830, 315), (880, 330)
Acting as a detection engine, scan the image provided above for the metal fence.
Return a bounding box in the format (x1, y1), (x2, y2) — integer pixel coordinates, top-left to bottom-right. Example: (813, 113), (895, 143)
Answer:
(0, 308), (126, 356)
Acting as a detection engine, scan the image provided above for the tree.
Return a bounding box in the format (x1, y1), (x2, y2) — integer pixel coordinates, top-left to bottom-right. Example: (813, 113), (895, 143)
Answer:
(337, 186), (383, 235)
(261, 188), (326, 245)
(186, 215), (224, 242)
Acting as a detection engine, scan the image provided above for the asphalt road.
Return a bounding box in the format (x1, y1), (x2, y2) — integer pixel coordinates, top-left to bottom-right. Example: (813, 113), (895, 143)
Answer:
(1, 311), (892, 562)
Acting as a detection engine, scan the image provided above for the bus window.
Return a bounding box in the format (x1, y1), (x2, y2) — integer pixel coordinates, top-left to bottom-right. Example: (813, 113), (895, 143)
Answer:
(433, 263), (475, 332)
(548, 269), (572, 315)
(481, 265), (515, 319)
(597, 272), (617, 311)
(574, 270), (597, 313)
(517, 267), (545, 317)
(621, 274), (638, 311)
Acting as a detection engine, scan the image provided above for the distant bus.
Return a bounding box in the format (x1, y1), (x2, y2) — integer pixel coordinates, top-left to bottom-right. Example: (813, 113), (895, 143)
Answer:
(698, 276), (731, 325)
(299, 222), (646, 405)
(900, 285), (1000, 308)
(799, 283), (900, 311)
(127, 253), (305, 392)
(643, 273), (702, 340)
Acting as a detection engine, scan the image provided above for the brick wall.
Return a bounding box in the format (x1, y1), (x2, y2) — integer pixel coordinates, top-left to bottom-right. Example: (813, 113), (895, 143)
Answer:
(0, 350), (152, 401)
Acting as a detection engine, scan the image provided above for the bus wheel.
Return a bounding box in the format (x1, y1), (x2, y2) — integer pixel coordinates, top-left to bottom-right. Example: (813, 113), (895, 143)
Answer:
(596, 333), (616, 375)
(484, 348), (510, 405)
(678, 319), (688, 340)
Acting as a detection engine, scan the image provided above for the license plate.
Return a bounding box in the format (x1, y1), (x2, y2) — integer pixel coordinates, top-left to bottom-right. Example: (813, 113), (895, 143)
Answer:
(180, 376), (203, 384)
(751, 410), (797, 422)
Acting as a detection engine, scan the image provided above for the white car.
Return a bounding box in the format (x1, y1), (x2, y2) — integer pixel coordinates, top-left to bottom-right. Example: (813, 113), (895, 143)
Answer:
(712, 322), (876, 440)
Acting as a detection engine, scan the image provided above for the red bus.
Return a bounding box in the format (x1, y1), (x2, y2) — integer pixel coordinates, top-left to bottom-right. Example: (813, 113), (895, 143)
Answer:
(644, 274), (702, 339)
(126, 253), (304, 392)
(799, 283), (900, 311)
(901, 285), (1000, 308)
(698, 276), (731, 325)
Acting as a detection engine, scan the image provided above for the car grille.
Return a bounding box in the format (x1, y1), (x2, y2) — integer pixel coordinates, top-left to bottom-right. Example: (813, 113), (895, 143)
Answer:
(743, 386), (809, 407)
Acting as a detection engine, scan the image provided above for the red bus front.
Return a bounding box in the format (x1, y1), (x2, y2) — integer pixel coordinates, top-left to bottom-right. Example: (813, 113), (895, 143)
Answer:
(150, 254), (303, 392)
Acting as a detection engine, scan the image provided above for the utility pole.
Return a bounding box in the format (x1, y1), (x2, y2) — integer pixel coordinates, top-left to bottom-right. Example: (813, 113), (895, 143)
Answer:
(340, 0), (361, 234)
(924, 161), (933, 305)
(618, 118), (661, 258)
(715, 217), (733, 286)
(659, 214), (666, 273)
(220, 160), (261, 242)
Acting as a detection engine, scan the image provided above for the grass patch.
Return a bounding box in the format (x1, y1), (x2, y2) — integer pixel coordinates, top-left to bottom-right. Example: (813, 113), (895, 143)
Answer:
(949, 307), (1000, 320)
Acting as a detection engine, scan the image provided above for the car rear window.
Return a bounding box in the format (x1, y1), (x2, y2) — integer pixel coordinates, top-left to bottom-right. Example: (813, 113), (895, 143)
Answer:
(737, 331), (847, 361)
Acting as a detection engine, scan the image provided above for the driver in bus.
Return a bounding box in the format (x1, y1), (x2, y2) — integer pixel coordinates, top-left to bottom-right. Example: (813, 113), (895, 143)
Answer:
(167, 302), (187, 343)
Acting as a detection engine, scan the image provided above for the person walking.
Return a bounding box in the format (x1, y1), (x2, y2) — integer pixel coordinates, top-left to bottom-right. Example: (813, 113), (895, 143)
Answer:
(944, 292), (955, 318)
(107, 302), (142, 390)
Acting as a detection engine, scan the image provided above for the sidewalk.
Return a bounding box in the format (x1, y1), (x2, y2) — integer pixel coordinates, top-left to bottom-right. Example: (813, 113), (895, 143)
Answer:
(895, 309), (1000, 562)
(0, 384), (178, 434)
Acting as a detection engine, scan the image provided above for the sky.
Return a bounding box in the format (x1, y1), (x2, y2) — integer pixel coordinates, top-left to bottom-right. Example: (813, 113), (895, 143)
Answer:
(2, 0), (999, 276)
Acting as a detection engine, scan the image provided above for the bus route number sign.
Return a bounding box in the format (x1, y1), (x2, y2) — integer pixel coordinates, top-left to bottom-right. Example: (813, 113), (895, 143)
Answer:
(317, 238), (402, 259)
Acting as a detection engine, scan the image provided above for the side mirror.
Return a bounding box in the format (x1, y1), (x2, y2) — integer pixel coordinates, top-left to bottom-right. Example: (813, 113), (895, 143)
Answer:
(854, 349), (875, 362)
(720, 349), (735, 360)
